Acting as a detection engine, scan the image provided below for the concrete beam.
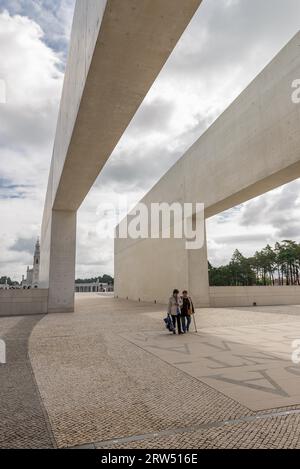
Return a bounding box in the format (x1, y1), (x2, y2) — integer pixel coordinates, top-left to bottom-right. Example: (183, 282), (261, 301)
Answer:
(51, 0), (203, 212)
(115, 32), (300, 305)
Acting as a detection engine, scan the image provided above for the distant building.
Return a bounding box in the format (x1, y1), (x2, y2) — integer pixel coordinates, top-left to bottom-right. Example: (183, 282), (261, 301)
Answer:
(75, 280), (114, 293)
(21, 239), (40, 289)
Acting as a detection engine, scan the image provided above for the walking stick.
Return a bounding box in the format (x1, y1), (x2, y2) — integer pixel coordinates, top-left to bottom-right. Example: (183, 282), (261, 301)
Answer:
(192, 312), (198, 333)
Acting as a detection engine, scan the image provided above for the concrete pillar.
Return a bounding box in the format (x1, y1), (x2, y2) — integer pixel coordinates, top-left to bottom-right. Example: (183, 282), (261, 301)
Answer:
(47, 210), (77, 313)
(187, 227), (210, 307)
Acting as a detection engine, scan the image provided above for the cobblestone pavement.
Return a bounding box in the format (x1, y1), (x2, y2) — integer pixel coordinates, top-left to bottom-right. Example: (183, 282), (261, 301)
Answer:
(29, 296), (300, 449)
(97, 411), (300, 449)
(0, 315), (55, 449)
(1, 296), (300, 448)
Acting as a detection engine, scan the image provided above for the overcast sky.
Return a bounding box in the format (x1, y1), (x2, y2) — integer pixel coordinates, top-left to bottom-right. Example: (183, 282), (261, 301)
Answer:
(0, 0), (300, 281)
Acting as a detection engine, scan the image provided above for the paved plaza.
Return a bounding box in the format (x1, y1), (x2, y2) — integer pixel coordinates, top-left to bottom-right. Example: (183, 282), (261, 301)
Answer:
(1, 294), (300, 449)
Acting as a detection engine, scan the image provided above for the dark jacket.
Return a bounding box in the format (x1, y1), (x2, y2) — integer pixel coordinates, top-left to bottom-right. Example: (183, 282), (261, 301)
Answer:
(180, 296), (195, 316)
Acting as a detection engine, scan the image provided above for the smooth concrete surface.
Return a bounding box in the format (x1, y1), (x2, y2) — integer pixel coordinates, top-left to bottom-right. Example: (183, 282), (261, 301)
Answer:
(47, 210), (77, 313)
(0, 289), (48, 317)
(115, 31), (300, 305)
(40, 0), (203, 313)
(115, 230), (210, 307)
(210, 286), (300, 308)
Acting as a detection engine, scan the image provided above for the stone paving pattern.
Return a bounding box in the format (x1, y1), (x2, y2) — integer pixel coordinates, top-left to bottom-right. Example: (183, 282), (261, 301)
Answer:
(1, 295), (300, 448)
(101, 413), (300, 449)
(0, 315), (55, 448)
(121, 315), (300, 410)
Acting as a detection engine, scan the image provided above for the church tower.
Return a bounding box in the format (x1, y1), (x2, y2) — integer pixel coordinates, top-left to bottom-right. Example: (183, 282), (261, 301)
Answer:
(32, 238), (40, 287)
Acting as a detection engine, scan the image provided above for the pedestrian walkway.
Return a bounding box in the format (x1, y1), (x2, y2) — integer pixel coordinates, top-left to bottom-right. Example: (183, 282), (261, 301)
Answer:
(1, 295), (300, 448)
(0, 315), (55, 448)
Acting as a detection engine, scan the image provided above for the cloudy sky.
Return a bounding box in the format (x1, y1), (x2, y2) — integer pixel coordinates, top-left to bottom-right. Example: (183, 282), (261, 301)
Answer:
(0, 0), (300, 281)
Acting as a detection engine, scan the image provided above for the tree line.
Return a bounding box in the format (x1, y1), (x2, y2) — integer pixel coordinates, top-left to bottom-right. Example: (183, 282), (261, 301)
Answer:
(0, 276), (14, 285)
(209, 240), (300, 286)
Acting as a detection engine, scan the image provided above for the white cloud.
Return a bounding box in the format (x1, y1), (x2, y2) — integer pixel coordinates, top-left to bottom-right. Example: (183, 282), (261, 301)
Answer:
(207, 180), (300, 266)
(0, 0), (76, 56)
(0, 10), (64, 279)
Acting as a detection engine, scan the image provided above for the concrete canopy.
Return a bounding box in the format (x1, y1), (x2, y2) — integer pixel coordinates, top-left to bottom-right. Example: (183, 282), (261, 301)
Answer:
(115, 31), (300, 306)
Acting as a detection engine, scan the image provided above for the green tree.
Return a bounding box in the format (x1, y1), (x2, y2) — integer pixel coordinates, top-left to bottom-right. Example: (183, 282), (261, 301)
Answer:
(0, 276), (13, 285)
(209, 240), (300, 287)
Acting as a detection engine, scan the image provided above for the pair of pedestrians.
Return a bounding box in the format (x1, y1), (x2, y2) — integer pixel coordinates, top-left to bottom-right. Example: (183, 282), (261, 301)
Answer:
(167, 289), (195, 335)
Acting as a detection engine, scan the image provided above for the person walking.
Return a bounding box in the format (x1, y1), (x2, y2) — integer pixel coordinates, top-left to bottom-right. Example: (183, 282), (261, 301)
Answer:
(168, 289), (183, 335)
(180, 290), (195, 333)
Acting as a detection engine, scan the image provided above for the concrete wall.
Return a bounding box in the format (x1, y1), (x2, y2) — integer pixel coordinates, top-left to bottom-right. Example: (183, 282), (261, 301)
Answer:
(47, 210), (77, 313)
(40, 0), (203, 313)
(115, 31), (300, 306)
(210, 286), (300, 308)
(115, 230), (210, 306)
(0, 290), (48, 317)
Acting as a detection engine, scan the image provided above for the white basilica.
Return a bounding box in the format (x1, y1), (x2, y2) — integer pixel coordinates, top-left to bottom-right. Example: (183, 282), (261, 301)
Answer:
(21, 239), (40, 289)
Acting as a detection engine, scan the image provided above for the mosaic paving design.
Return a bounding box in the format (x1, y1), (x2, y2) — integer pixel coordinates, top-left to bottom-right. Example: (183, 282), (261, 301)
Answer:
(121, 318), (300, 411)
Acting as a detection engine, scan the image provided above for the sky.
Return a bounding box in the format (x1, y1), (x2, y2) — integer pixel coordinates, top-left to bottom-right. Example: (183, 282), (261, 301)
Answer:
(0, 0), (300, 281)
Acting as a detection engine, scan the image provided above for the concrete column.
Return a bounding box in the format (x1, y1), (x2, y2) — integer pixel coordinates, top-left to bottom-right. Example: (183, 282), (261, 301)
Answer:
(47, 210), (77, 313)
(187, 226), (210, 307)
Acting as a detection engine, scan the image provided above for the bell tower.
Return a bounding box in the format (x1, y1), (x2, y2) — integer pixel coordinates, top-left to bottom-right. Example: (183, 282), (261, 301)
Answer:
(32, 238), (40, 287)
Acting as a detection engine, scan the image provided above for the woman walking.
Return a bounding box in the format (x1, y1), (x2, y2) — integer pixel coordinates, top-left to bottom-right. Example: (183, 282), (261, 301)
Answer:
(180, 290), (195, 333)
(168, 289), (183, 335)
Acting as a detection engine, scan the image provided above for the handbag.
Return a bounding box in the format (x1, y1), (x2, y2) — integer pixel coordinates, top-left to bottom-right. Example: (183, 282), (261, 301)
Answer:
(164, 314), (175, 332)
